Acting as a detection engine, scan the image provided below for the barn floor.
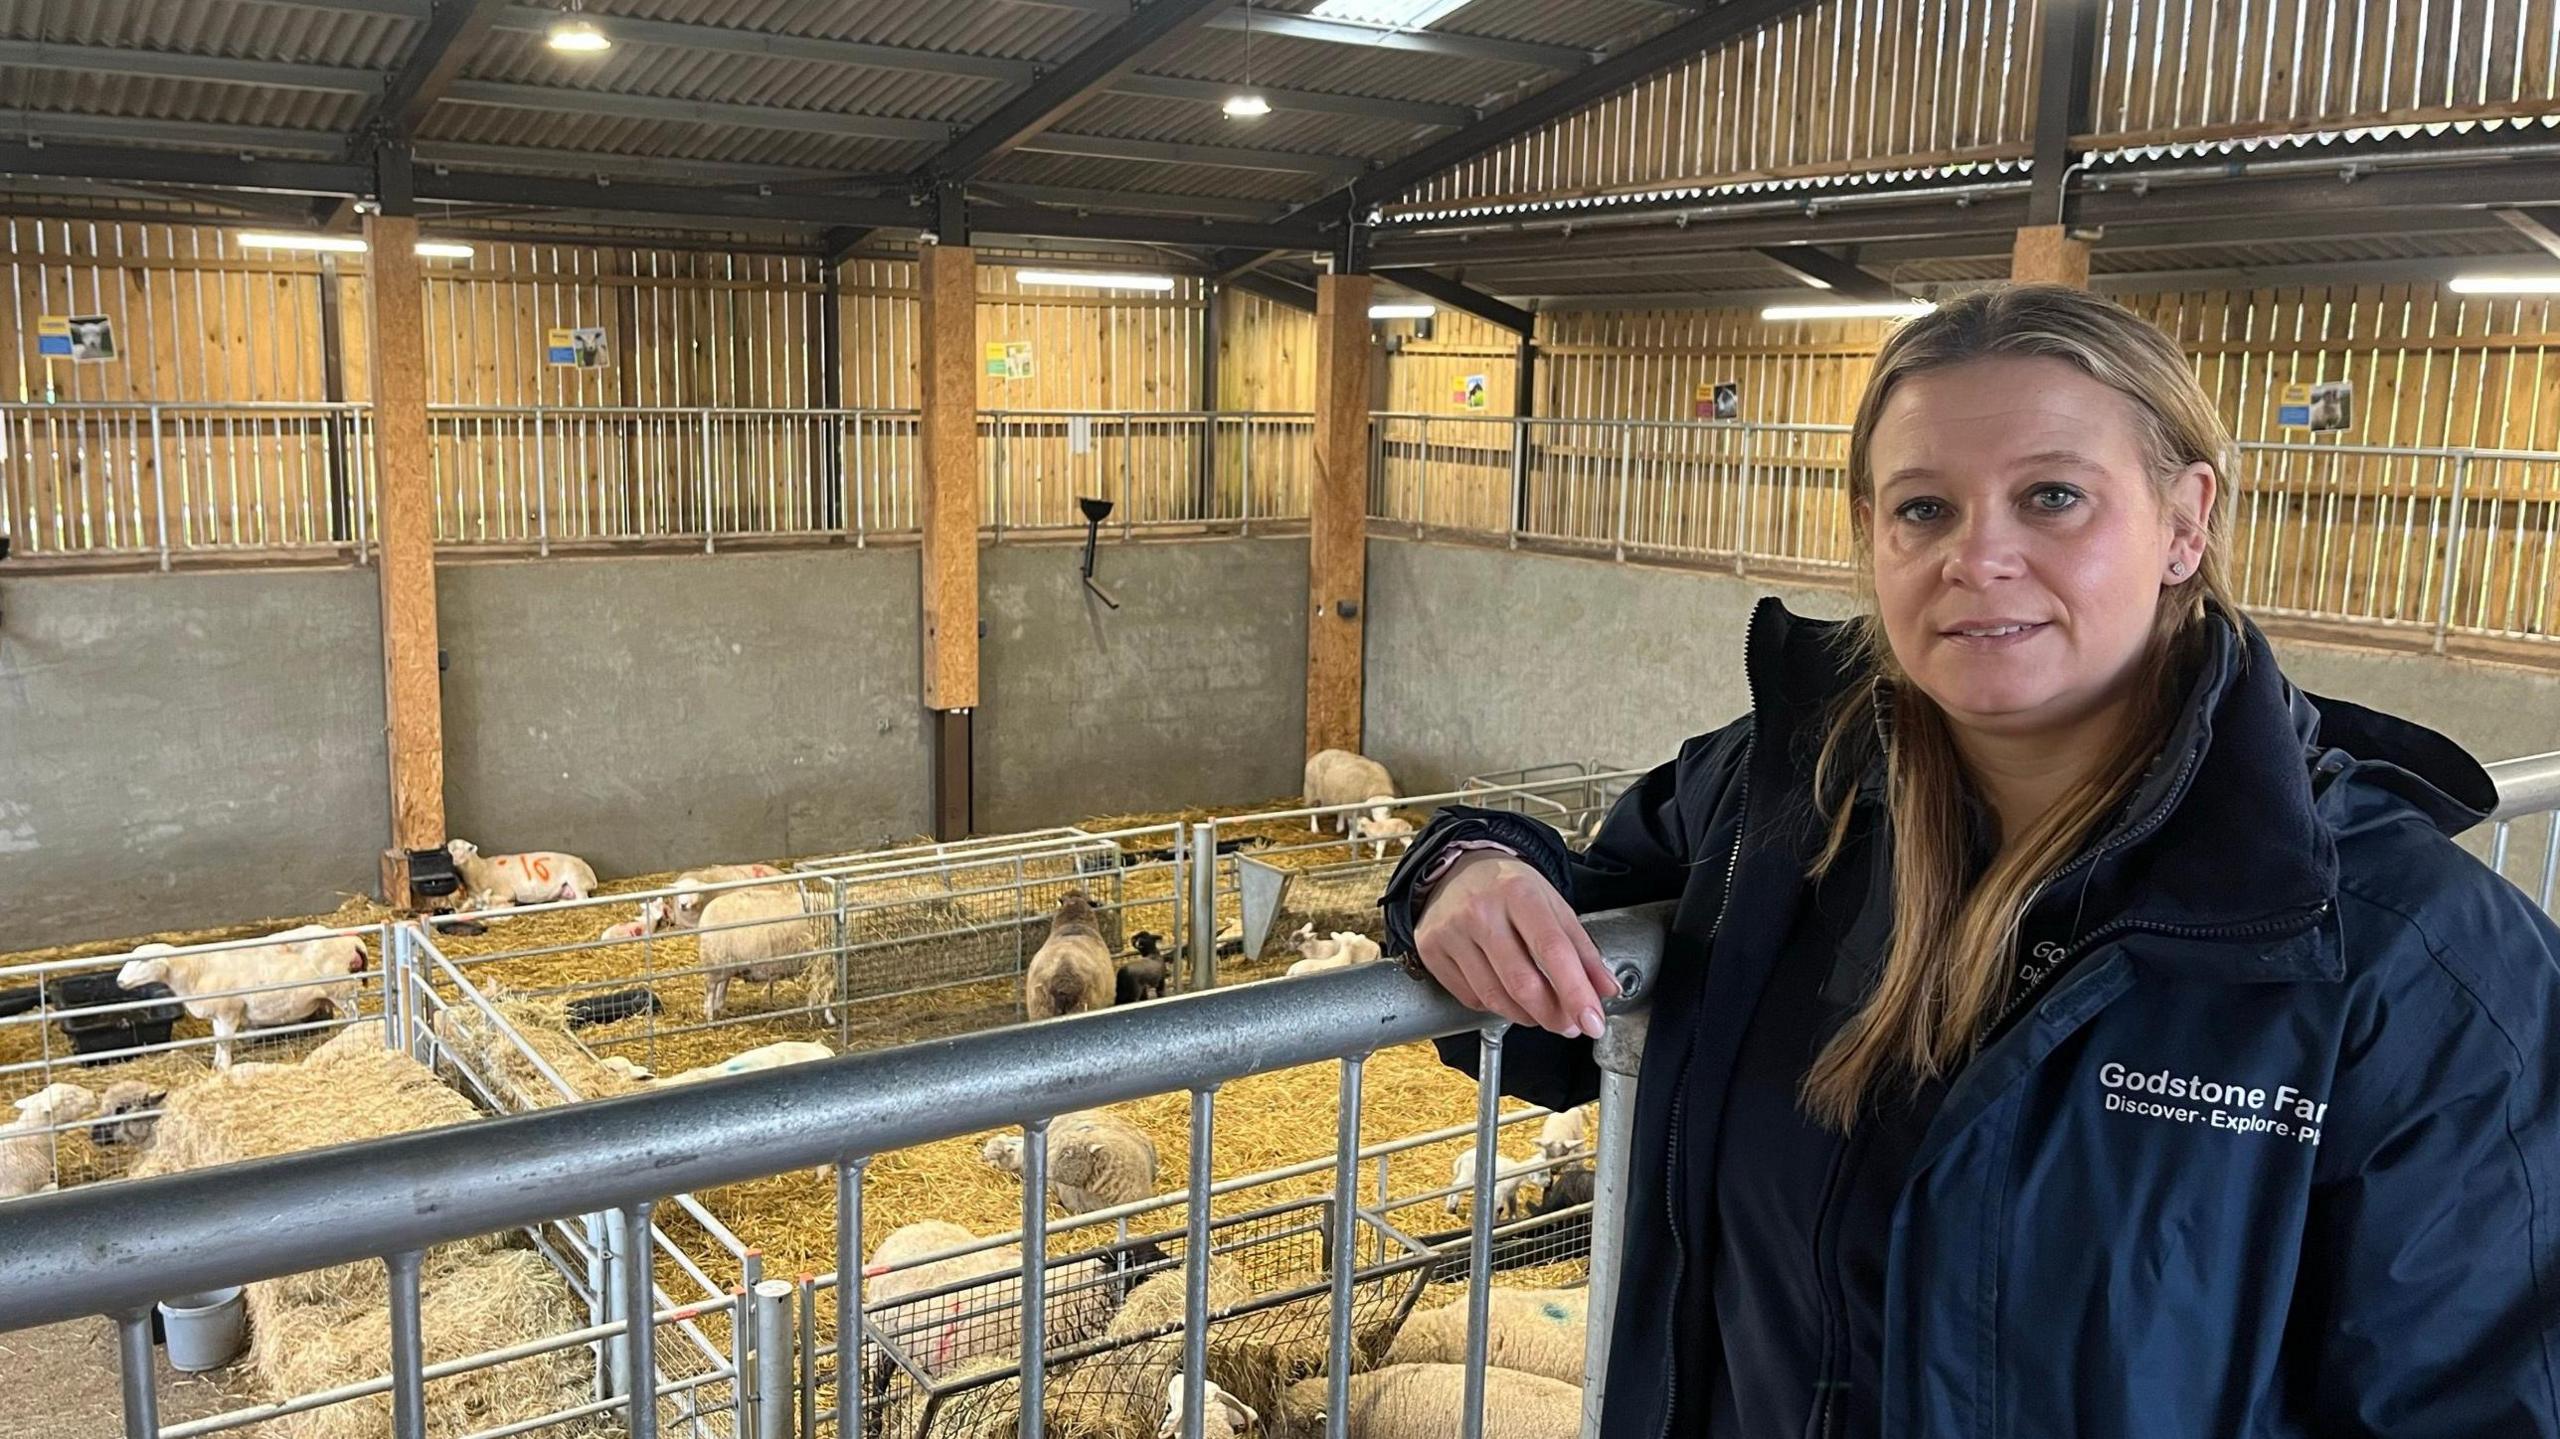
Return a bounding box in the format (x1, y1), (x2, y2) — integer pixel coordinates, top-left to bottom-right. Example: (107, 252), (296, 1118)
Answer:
(0, 1318), (246, 1436)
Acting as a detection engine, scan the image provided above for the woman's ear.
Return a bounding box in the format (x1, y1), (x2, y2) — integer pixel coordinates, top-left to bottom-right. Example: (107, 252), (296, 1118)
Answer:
(2163, 462), (2216, 580)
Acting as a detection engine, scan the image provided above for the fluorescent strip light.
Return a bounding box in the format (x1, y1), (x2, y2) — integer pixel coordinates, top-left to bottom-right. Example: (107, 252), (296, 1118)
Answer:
(1368, 303), (1436, 319)
(235, 231), (369, 254)
(414, 241), (474, 259)
(2448, 274), (2560, 295)
(547, 16), (611, 51)
(1311, 0), (1474, 26)
(1015, 269), (1178, 292)
(1759, 299), (1935, 321)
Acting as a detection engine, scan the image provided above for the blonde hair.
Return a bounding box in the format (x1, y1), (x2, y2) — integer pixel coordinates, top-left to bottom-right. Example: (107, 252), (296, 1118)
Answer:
(1800, 284), (2239, 1130)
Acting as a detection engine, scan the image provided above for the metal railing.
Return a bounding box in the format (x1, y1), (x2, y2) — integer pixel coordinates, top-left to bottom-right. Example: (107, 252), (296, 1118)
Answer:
(981, 410), (1313, 534)
(0, 905), (1677, 1439)
(2486, 751), (2560, 915)
(1370, 414), (2560, 650)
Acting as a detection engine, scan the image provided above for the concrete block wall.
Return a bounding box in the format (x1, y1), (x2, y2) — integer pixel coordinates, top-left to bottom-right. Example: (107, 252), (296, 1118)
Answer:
(0, 568), (391, 950)
(438, 548), (934, 878)
(1364, 536), (2560, 789)
(975, 536), (1310, 832)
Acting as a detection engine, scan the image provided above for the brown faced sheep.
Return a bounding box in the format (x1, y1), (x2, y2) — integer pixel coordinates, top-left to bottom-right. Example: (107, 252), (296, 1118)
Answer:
(89, 1079), (168, 1147)
(1024, 894), (1114, 1021)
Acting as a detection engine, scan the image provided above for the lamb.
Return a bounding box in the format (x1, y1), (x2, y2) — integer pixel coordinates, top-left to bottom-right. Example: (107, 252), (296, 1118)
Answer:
(1445, 1143), (1540, 1219)
(1303, 749), (1399, 835)
(1285, 925), (1384, 977)
(1117, 932), (1171, 1004)
(1160, 1375), (1258, 1438)
(117, 928), (370, 1069)
(657, 1039), (831, 1087)
(666, 864), (789, 930)
(0, 1083), (102, 1199)
(1535, 1102), (1598, 1162)
(1531, 1164), (1594, 1218)
(1378, 1289), (1589, 1385)
(1024, 893), (1115, 1020)
(1284, 1363), (1580, 1439)
(445, 839), (599, 909)
(695, 883), (831, 1022)
(89, 1079), (168, 1147)
(597, 919), (649, 942)
(979, 1108), (1159, 1215)
(1350, 810), (1417, 860)
(860, 1220), (1115, 1389)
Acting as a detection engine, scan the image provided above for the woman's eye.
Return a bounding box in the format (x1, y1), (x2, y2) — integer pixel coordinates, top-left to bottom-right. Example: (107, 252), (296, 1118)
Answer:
(2029, 484), (2083, 512)
(1893, 498), (1947, 524)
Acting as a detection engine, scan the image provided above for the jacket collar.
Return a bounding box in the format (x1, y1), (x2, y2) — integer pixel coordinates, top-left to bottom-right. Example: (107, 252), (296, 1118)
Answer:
(1735, 597), (2487, 985)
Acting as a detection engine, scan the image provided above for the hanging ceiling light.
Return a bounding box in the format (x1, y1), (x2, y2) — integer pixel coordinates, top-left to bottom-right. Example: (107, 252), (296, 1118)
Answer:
(547, 2), (611, 53)
(1759, 298), (1935, 322)
(1224, 0), (1269, 119)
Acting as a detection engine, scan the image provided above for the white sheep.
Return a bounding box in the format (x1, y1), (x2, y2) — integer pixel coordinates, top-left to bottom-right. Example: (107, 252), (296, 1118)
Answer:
(860, 1221), (1114, 1386)
(89, 1079), (168, 1148)
(666, 864), (789, 930)
(1303, 749), (1399, 835)
(979, 1109), (1159, 1215)
(1286, 1362), (1580, 1438)
(117, 928), (370, 1069)
(695, 884), (832, 1022)
(1025, 894), (1114, 1020)
(657, 1039), (831, 1087)
(1160, 1375), (1258, 1438)
(1445, 1143), (1540, 1219)
(1536, 1102), (1598, 1163)
(598, 919), (649, 942)
(1379, 1288), (1588, 1385)
(1284, 925), (1384, 977)
(445, 839), (599, 909)
(1350, 811), (1417, 860)
(0, 1083), (102, 1199)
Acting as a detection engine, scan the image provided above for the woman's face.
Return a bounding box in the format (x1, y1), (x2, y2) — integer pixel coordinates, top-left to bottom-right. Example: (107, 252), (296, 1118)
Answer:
(1862, 355), (2214, 740)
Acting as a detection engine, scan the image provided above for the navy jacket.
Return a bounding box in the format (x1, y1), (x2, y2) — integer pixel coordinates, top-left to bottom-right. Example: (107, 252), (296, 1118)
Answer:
(1380, 597), (2560, 1439)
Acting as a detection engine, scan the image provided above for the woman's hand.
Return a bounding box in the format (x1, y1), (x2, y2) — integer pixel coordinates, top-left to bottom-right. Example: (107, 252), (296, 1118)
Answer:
(1412, 852), (1619, 1038)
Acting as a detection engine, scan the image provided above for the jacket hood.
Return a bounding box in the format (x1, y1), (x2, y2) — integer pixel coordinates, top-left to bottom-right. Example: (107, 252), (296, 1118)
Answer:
(1739, 597), (2495, 978)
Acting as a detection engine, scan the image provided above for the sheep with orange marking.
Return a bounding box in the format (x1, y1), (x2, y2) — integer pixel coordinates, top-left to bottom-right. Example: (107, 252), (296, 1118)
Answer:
(446, 839), (599, 910)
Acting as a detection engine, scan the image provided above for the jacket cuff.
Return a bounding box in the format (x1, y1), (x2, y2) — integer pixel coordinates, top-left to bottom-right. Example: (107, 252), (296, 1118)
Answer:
(1376, 805), (1575, 957)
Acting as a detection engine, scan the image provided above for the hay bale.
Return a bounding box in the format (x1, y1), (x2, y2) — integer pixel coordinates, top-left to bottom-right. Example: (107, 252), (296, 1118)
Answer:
(428, 989), (646, 1108)
(255, 1249), (596, 1439)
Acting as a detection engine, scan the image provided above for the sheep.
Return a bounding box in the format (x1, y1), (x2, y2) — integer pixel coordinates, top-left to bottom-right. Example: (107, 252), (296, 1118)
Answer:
(1160, 1375), (1258, 1438)
(445, 839), (599, 909)
(1284, 1364), (1580, 1439)
(1303, 749), (1399, 835)
(0, 1083), (102, 1199)
(117, 928), (370, 1069)
(1378, 1290), (1589, 1386)
(978, 1109), (1159, 1215)
(1445, 1143), (1540, 1219)
(1117, 933), (1171, 1005)
(1535, 1102), (1598, 1163)
(860, 1221), (1115, 1391)
(597, 919), (649, 942)
(1284, 925), (1383, 977)
(89, 1079), (167, 1147)
(657, 1039), (831, 1087)
(1530, 1164), (1594, 1218)
(695, 883), (831, 1023)
(1024, 893), (1115, 1021)
(666, 864), (789, 930)
(1350, 811), (1417, 860)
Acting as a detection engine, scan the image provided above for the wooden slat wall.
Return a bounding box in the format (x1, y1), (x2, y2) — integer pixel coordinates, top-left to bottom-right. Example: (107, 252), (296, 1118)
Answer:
(1403, 0), (2040, 212)
(2093, 0), (2560, 146)
(973, 266), (1203, 413)
(1217, 291), (1314, 412)
(1539, 308), (1897, 424)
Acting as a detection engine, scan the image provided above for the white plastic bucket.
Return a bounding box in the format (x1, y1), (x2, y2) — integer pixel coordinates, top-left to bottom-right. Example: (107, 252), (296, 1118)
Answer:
(156, 1287), (246, 1372)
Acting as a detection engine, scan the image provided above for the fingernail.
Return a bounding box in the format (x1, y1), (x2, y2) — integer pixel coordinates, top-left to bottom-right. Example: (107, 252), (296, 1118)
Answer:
(1580, 1007), (1606, 1037)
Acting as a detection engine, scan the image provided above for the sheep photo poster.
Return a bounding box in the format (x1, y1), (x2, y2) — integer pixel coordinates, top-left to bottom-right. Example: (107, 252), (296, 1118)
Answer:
(545, 326), (608, 369)
(35, 314), (117, 362)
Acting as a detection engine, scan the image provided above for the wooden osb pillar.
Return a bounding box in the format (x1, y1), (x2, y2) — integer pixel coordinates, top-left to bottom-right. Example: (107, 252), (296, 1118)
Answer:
(917, 242), (981, 839)
(364, 211), (449, 904)
(2011, 225), (2093, 288)
(1306, 272), (1374, 758)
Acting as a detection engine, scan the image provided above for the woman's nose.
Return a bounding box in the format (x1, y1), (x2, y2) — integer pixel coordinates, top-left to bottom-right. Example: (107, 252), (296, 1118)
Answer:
(1940, 513), (2026, 587)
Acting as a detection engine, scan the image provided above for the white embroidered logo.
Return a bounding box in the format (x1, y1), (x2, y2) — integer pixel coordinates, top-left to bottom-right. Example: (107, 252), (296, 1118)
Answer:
(2095, 1060), (2328, 1146)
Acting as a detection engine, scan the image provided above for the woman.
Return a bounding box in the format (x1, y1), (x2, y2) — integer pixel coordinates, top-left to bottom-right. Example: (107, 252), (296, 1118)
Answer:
(1380, 285), (2560, 1438)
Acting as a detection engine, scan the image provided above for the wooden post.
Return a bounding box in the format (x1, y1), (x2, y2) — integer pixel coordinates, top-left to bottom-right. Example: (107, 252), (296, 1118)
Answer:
(364, 211), (449, 903)
(1306, 272), (1374, 758)
(2011, 225), (2093, 287)
(917, 242), (981, 838)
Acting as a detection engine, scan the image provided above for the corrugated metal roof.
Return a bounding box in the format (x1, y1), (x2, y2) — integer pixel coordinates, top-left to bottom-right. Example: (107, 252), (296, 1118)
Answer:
(0, 72), (365, 133)
(463, 29), (1008, 124)
(0, 0), (414, 69)
(416, 105), (935, 176)
(976, 151), (1323, 204)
